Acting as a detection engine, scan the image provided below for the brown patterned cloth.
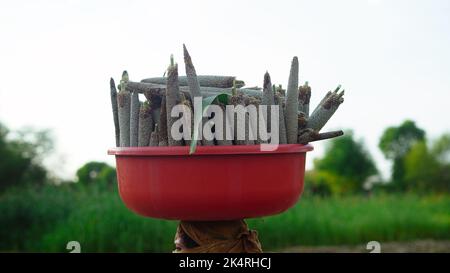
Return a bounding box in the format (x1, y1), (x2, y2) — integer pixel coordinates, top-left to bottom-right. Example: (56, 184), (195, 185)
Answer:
(174, 220), (262, 253)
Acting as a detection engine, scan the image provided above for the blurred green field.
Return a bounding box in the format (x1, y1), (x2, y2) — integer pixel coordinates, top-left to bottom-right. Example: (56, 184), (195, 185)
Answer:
(0, 184), (449, 252)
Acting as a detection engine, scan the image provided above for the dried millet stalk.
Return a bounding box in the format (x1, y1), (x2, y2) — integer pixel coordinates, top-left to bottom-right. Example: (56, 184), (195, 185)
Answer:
(214, 102), (233, 146)
(313, 130), (344, 143)
(274, 91), (287, 144)
(138, 101), (153, 147)
(185, 96), (203, 147)
(310, 85), (340, 116)
(183, 44), (202, 99)
(158, 95), (168, 146)
(117, 71), (131, 147)
(183, 44), (214, 146)
(166, 60), (183, 147)
(298, 81), (311, 118)
(110, 78), (120, 147)
(247, 96), (266, 144)
(298, 129), (344, 144)
(275, 84), (285, 96)
(178, 93), (196, 146)
(245, 86), (262, 90)
(230, 93), (253, 145)
(262, 72), (275, 133)
(185, 97), (202, 147)
(111, 49), (346, 147)
(285, 56), (299, 144)
(149, 124), (159, 147)
(298, 111), (308, 129)
(142, 91), (162, 127)
(130, 90), (140, 147)
(297, 128), (319, 143)
(126, 81), (263, 99)
(142, 75), (244, 88)
(307, 88), (344, 132)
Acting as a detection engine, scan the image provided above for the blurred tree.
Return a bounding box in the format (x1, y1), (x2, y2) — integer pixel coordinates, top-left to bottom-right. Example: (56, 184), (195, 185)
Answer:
(431, 133), (450, 163)
(404, 134), (450, 192)
(432, 134), (450, 192)
(75, 161), (116, 187)
(379, 120), (425, 190)
(314, 131), (378, 194)
(404, 141), (439, 192)
(0, 122), (53, 192)
(304, 170), (346, 196)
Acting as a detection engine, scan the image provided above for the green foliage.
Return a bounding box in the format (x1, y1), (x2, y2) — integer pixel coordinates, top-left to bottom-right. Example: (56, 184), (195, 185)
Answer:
(404, 141), (439, 192)
(75, 161), (116, 187)
(431, 134), (450, 192)
(0, 184), (78, 250)
(379, 120), (426, 159)
(0, 122), (53, 192)
(313, 131), (377, 194)
(304, 171), (345, 196)
(1, 185), (448, 252)
(250, 194), (450, 249)
(379, 120), (426, 188)
(431, 133), (450, 162)
(39, 190), (177, 252)
(404, 135), (450, 192)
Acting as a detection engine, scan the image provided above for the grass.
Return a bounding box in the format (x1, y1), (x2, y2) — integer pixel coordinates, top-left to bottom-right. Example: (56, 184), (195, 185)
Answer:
(0, 184), (449, 252)
(250, 194), (450, 250)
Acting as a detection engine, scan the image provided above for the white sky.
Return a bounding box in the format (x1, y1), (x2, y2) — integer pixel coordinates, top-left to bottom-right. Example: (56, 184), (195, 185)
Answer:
(0, 0), (449, 180)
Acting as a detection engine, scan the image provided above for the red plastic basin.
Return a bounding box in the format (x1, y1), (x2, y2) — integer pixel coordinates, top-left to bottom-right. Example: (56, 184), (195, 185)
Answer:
(108, 144), (313, 221)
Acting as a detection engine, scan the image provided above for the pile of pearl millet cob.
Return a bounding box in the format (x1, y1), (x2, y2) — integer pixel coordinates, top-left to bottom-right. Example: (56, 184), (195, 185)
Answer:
(110, 45), (344, 148)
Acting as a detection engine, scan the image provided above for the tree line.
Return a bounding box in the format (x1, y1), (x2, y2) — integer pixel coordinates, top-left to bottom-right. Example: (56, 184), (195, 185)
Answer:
(307, 120), (450, 195)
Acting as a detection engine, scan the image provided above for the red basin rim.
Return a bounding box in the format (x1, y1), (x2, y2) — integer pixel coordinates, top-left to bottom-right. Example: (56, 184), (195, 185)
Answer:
(108, 144), (313, 157)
